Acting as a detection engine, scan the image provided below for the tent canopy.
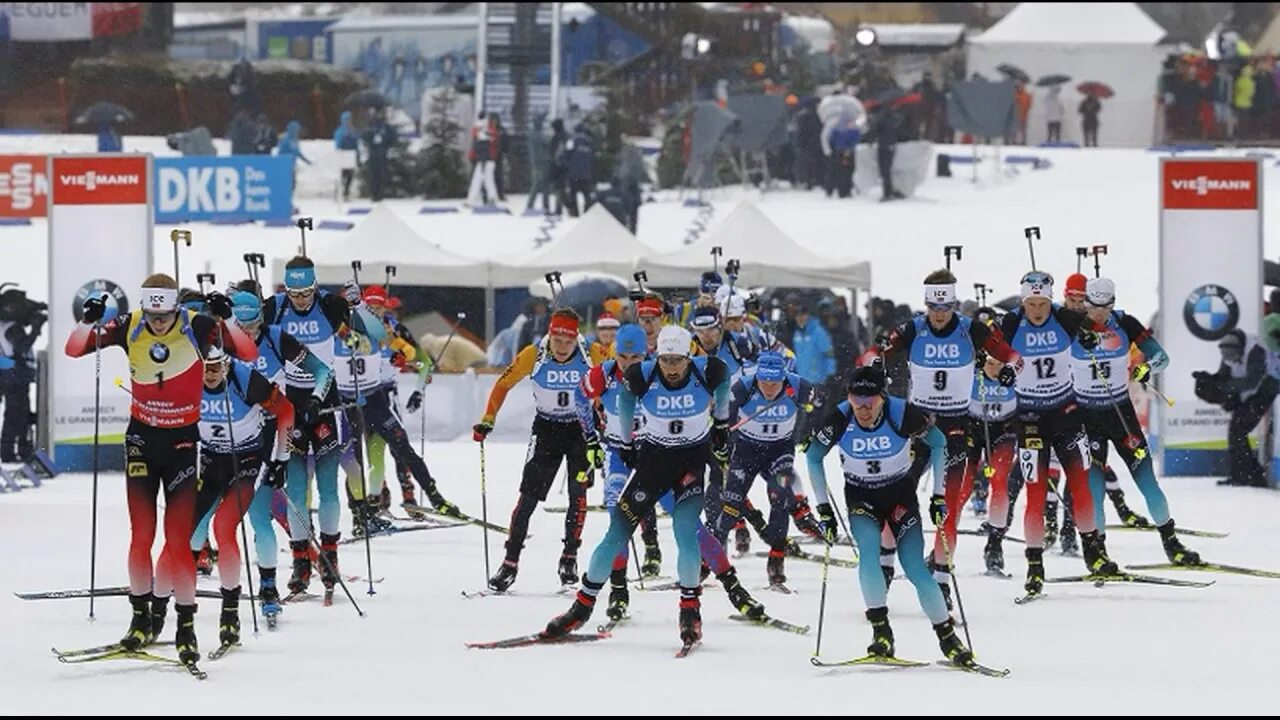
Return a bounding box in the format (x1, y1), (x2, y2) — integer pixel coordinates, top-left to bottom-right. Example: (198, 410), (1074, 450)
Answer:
(491, 204), (650, 285)
(968, 3), (1167, 147)
(973, 3), (1165, 45)
(643, 201), (871, 290)
(300, 204), (492, 287)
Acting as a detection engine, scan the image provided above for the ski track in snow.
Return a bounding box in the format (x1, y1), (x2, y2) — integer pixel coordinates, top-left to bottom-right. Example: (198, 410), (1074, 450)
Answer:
(2, 440), (1277, 713)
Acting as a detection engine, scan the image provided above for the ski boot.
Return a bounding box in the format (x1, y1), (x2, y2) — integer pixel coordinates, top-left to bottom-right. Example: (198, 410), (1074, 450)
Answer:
(1043, 498), (1060, 548)
(194, 542), (214, 577)
(403, 494), (429, 521)
(606, 568), (629, 621)
(352, 499), (393, 538)
(378, 483), (392, 513)
(866, 606), (895, 657)
(219, 586), (241, 647)
(1060, 504), (1079, 555)
(1159, 520), (1202, 566)
(558, 546), (579, 587)
(425, 484), (463, 519)
(1081, 531), (1119, 576)
(927, 556), (954, 611)
(791, 501), (825, 540)
(934, 617), (974, 665)
(258, 568), (281, 619)
(174, 603), (200, 666)
(1108, 486), (1153, 528)
(121, 593), (155, 652)
(766, 549), (787, 587)
(641, 542), (662, 579)
(734, 523), (752, 556)
(318, 533), (341, 590)
(678, 587), (703, 645)
(488, 559), (519, 592)
(544, 580), (600, 637)
(983, 524), (1006, 574)
(718, 566), (766, 620)
(150, 594), (170, 641)
(1024, 548), (1045, 596)
(287, 541), (312, 594)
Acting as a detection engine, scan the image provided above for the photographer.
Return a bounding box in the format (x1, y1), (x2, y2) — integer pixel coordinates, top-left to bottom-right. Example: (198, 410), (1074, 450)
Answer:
(0, 285), (47, 463)
(1194, 329), (1277, 487)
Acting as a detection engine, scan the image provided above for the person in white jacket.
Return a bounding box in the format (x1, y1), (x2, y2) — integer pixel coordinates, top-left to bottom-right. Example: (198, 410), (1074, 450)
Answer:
(1045, 85), (1066, 143)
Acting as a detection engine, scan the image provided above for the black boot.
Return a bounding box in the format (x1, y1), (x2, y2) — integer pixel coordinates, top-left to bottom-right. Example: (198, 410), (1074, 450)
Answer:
(287, 540), (312, 594)
(791, 501), (824, 540)
(121, 593), (154, 652)
(258, 567), (281, 617)
(425, 484), (462, 518)
(606, 568), (629, 621)
(558, 549), (579, 587)
(353, 498), (393, 537)
(926, 556), (954, 611)
(174, 603), (199, 666)
(983, 524), (1006, 574)
(545, 580), (601, 637)
(679, 587), (702, 645)
(934, 617), (973, 664)
(1060, 504), (1079, 555)
(1081, 531), (1119, 576)
(318, 533), (340, 589)
(1044, 499), (1060, 547)
(150, 594), (170, 642)
(717, 566), (766, 620)
(880, 546), (896, 590)
(766, 550), (787, 587)
(1109, 486), (1153, 528)
(734, 524), (752, 556)
(1025, 548), (1045, 596)
(641, 542), (662, 579)
(219, 586), (241, 647)
(1159, 520), (1202, 566)
(866, 606), (894, 657)
(488, 559), (519, 592)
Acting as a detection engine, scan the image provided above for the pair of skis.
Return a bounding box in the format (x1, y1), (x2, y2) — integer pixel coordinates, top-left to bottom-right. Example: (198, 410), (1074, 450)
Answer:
(810, 654), (1010, 678)
(51, 642), (206, 680)
(1014, 569), (1215, 605)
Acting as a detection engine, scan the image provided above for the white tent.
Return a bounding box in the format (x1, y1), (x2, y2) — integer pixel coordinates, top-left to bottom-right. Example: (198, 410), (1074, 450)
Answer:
(643, 201), (871, 290)
(490, 204), (650, 286)
(968, 3), (1168, 148)
(299, 204), (493, 287)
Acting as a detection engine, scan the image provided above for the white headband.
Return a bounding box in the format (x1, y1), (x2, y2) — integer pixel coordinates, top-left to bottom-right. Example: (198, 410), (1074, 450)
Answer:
(923, 284), (956, 306)
(141, 287), (178, 313)
(1020, 277), (1054, 299)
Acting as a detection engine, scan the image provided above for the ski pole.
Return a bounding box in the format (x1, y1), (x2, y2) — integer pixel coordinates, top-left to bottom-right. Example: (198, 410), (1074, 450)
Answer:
(812, 535), (832, 661)
(1023, 226), (1040, 271)
(1091, 245), (1108, 278)
(1148, 383), (1175, 408)
(938, 530), (972, 652)
(281, 492), (365, 617)
(296, 217), (313, 258)
(1075, 247), (1089, 274)
(479, 440), (492, 584)
(629, 536), (645, 590)
(384, 265), (397, 295)
(544, 271), (563, 309)
(943, 245), (963, 271)
(88, 317), (103, 621)
(977, 373), (996, 480)
(170, 229), (192, 285)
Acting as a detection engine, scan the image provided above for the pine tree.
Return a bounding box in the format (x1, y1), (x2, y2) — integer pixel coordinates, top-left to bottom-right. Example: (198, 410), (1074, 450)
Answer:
(418, 87), (469, 199)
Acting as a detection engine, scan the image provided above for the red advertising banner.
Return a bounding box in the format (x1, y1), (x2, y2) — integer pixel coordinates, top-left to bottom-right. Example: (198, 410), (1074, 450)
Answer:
(92, 3), (143, 38)
(1162, 159), (1259, 210)
(0, 155), (48, 217)
(51, 156), (148, 205)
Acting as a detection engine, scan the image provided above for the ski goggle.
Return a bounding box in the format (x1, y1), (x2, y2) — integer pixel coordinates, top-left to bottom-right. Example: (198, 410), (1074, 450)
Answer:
(1020, 271), (1054, 299)
(850, 393), (881, 408)
(286, 286), (316, 299)
(925, 301), (957, 312)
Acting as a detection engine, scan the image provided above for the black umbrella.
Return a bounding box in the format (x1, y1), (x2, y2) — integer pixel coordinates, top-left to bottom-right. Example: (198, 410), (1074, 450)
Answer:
(73, 101), (134, 126)
(1036, 73), (1072, 87)
(343, 89), (391, 109)
(996, 63), (1030, 83)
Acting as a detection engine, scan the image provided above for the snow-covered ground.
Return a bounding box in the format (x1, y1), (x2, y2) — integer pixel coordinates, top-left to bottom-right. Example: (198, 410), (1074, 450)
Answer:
(1, 439), (1275, 713)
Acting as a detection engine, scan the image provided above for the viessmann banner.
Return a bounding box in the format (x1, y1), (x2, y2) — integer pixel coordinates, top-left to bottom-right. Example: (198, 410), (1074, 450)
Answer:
(1158, 157), (1263, 476)
(153, 155), (293, 223)
(0, 154), (48, 217)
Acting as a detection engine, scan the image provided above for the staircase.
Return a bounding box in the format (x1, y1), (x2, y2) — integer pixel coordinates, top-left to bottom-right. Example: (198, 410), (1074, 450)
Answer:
(586, 3), (782, 115)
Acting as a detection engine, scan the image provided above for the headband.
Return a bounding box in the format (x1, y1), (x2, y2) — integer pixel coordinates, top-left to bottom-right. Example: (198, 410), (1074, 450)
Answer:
(141, 286), (177, 314)
(923, 283), (956, 306)
(549, 315), (579, 338)
(636, 298), (665, 318)
(285, 266), (317, 290)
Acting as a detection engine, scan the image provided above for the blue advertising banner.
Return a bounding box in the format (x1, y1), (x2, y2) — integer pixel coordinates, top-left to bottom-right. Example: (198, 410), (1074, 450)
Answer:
(154, 155), (293, 223)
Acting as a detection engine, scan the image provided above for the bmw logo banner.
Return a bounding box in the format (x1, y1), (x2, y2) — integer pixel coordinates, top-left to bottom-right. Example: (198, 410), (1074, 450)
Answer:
(1159, 158), (1263, 476)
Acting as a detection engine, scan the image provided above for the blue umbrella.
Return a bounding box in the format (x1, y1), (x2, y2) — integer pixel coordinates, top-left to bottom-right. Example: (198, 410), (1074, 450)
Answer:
(529, 272), (628, 320)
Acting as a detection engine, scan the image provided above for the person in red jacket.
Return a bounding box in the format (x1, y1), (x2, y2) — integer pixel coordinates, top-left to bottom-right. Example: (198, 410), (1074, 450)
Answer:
(64, 273), (257, 667)
(466, 111), (500, 207)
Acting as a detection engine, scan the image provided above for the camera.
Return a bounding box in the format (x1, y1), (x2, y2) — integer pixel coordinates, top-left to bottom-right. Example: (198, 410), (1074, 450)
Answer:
(0, 285), (49, 326)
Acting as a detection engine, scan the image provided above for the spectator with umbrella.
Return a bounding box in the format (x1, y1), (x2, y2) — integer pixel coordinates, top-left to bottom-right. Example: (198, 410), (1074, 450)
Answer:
(227, 57), (260, 114)
(1077, 81), (1111, 147)
(1037, 74), (1070, 142)
(75, 102), (133, 153)
(1012, 80), (1032, 144)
